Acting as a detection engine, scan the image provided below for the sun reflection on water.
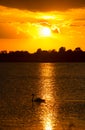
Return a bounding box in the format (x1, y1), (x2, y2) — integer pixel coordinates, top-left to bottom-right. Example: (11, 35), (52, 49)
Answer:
(44, 112), (53, 130)
(45, 121), (52, 130)
(38, 63), (57, 130)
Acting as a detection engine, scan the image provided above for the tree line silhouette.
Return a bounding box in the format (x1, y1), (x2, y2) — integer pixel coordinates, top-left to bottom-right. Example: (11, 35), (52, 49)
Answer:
(0, 47), (85, 62)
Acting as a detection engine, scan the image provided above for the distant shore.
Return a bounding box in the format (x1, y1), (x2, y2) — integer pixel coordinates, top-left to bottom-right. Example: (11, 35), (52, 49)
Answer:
(0, 47), (85, 62)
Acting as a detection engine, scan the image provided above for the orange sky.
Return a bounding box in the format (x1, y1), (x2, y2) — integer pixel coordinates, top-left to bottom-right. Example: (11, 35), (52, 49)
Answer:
(0, 5), (85, 52)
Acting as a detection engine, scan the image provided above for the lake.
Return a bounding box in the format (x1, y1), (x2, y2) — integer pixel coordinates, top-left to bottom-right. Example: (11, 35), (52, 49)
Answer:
(0, 63), (85, 130)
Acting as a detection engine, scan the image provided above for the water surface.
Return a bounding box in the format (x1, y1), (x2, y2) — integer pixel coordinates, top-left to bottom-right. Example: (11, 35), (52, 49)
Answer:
(0, 63), (85, 130)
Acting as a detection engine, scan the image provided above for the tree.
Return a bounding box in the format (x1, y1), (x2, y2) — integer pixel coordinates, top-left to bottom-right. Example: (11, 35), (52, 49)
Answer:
(1, 50), (7, 54)
(74, 47), (82, 52)
(59, 47), (66, 53)
(36, 48), (42, 54)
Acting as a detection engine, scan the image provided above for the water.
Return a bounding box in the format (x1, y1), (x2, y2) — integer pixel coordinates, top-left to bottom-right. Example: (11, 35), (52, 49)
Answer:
(0, 63), (85, 130)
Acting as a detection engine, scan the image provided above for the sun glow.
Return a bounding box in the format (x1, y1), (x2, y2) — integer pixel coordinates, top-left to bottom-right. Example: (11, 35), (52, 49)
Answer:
(40, 27), (51, 37)
(42, 15), (56, 20)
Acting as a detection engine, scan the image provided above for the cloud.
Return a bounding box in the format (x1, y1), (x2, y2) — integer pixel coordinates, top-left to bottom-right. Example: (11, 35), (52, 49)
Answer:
(0, 5), (85, 39)
(0, 5), (61, 39)
(0, 0), (85, 11)
(0, 6), (38, 39)
(0, 23), (32, 39)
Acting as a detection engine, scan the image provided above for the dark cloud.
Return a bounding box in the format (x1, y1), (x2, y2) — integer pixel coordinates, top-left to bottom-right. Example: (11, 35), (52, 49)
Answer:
(40, 22), (51, 27)
(0, 0), (85, 11)
(52, 29), (59, 33)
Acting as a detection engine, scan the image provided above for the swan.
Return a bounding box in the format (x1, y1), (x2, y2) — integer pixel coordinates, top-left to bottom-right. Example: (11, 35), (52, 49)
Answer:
(32, 94), (45, 103)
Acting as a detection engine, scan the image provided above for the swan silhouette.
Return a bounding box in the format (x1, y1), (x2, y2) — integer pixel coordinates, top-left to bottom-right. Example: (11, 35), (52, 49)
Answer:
(32, 94), (45, 103)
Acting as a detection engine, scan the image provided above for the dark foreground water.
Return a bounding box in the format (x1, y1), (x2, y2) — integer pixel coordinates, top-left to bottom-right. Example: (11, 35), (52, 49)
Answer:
(0, 63), (85, 130)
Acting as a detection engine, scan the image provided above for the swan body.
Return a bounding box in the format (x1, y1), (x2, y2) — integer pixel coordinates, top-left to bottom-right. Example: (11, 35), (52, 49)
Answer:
(32, 94), (45, 103)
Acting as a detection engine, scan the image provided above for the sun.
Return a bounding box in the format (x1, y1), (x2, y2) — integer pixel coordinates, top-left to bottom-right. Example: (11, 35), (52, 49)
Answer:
(39, 27), (51, 37)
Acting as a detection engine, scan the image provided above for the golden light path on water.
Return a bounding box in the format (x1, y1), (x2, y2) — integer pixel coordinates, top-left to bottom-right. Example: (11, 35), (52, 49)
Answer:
(38, 63), (59, 130)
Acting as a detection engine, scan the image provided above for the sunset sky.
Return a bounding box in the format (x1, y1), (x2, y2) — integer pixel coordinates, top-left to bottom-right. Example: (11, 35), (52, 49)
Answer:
(0, 0), (85, 52)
